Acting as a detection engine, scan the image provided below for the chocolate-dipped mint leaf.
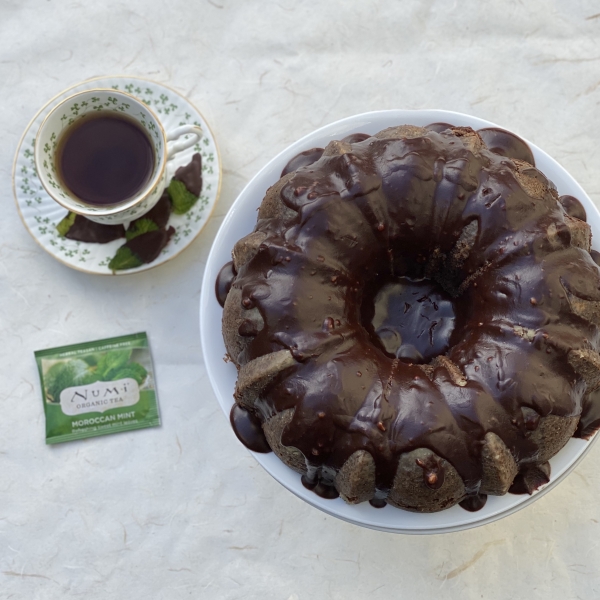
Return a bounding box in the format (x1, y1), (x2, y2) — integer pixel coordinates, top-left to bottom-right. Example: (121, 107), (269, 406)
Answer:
(56, 212), (76, 237)
(109, 227), (176, 271)
(168, 179), (199, 215)
(134, 191), (172, 229)
(173, 152), (203, 196)
(57, 212), (126, 243)
(126, 218), (159, 241)
(127, 226), (175, 263)
(108, 246), (143, 271)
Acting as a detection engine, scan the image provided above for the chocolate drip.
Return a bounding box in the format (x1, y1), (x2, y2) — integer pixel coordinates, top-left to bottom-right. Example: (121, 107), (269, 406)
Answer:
(221, 125), (600, 508)
(369, 497), (387, 508)
(476, 127), (535, 165)
(301, 473), (340, 499)
(576, 387), (600, 439)
(459, 494), (488, 512)
(282, 135), (370, 181)
(230, 404), (271, 453)
(216, 261), (236, 307)
(509, 463), (551, 495)
(559, 195), (587, 222)
(425, 122), (455, 133)
(281, 148), (324, 177)
(341, 132), (370, 144)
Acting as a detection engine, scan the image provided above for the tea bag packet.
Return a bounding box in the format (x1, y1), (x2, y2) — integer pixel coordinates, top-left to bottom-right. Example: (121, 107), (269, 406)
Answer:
(35, 332), (160, 444)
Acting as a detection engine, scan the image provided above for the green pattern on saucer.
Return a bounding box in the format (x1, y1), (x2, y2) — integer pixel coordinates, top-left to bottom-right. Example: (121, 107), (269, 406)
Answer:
(14, 76), (220, 275)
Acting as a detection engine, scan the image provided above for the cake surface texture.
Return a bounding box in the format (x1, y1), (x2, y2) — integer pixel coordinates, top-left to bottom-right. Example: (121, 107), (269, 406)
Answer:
(217, 124), (600, 512)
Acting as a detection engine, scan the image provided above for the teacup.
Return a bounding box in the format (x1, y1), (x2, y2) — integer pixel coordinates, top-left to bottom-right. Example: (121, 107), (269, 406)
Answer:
(35, 88), (203, 225)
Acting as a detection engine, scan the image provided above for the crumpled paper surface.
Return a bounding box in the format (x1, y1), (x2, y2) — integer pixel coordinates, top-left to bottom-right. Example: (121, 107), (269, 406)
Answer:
(1, 1), (600, 598)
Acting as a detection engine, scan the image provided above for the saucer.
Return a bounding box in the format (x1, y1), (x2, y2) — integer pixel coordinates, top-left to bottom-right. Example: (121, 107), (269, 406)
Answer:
(13, 76), (221, 275)
(200, 109), (600, 534)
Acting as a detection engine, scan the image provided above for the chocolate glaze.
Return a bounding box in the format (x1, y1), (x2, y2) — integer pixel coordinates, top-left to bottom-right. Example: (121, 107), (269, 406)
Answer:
(425, 122), (455, 133)
(341, 133), (370, 144)
(459, 493), (488, 512)
(559, 195), (587, 222)
(281, 136), (371, 179)
(575, 387), (600, 439)
(216, 261), (236, 308)
(476, 127), (536, 165)
(174, 152), (203, 196)
(301, 472), (340, 499)
(230, 404), (271, 452)
(362, 276), (456, 363)
(369, 497), (387, 508)
(222, 126), (600, 510)
(281, 148), (325, 177)
(65, 214), (125, 243)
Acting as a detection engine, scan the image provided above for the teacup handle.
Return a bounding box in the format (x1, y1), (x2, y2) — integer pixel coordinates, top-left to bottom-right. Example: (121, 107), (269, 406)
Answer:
(166, 125), (203, 160)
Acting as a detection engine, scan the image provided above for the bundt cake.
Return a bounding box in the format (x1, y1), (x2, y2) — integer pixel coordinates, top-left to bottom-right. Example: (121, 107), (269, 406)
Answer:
(216, 124), (600, 512)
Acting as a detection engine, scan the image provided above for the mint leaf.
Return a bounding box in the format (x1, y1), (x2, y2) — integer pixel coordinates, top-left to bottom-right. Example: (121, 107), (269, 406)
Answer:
(96, 350), (132, 379)
(74, 370), (101, 387)
(82, 354), (100, 367)
(126, 218), (159, 241)
(108, 246), (143, 271)
(56, 212), (76, 237)
(112, 362), (148, 385)
(44, 359), (91, 402)
(44, 362), (72, 402)
(168, 179), (198, 215)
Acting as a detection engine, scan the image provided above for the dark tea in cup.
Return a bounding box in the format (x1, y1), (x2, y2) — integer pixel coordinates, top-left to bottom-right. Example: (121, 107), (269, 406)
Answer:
(55, 112), (155, 206)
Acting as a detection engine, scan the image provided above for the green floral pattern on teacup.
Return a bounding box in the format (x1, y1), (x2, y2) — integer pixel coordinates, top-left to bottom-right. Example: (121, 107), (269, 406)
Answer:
(15, 77), (219, 275)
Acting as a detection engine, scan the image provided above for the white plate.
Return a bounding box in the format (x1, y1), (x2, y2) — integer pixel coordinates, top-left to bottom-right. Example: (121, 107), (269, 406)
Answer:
(13, 76), (221, 275)
(200, 109), (600, 534)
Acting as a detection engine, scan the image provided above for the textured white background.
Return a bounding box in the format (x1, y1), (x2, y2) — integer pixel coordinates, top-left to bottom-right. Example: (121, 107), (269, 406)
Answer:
(1, 1), (600, 598)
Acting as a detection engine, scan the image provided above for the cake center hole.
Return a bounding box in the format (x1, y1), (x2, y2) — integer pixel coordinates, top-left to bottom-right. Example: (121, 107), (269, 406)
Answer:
(362, 276), (456, 364)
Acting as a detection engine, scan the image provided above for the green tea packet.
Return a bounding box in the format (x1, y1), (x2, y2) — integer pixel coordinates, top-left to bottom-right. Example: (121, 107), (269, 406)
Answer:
(34, 332), (160, 444)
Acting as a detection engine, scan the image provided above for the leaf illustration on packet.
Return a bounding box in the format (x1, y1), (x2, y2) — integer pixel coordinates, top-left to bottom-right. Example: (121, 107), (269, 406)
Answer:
(35, 332), (160, 444)
(43, 348), (147, 404)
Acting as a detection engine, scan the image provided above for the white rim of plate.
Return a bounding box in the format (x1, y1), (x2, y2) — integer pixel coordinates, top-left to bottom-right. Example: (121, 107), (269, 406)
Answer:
(13, 75), (221, 275)
(200, 109), (600, 534)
